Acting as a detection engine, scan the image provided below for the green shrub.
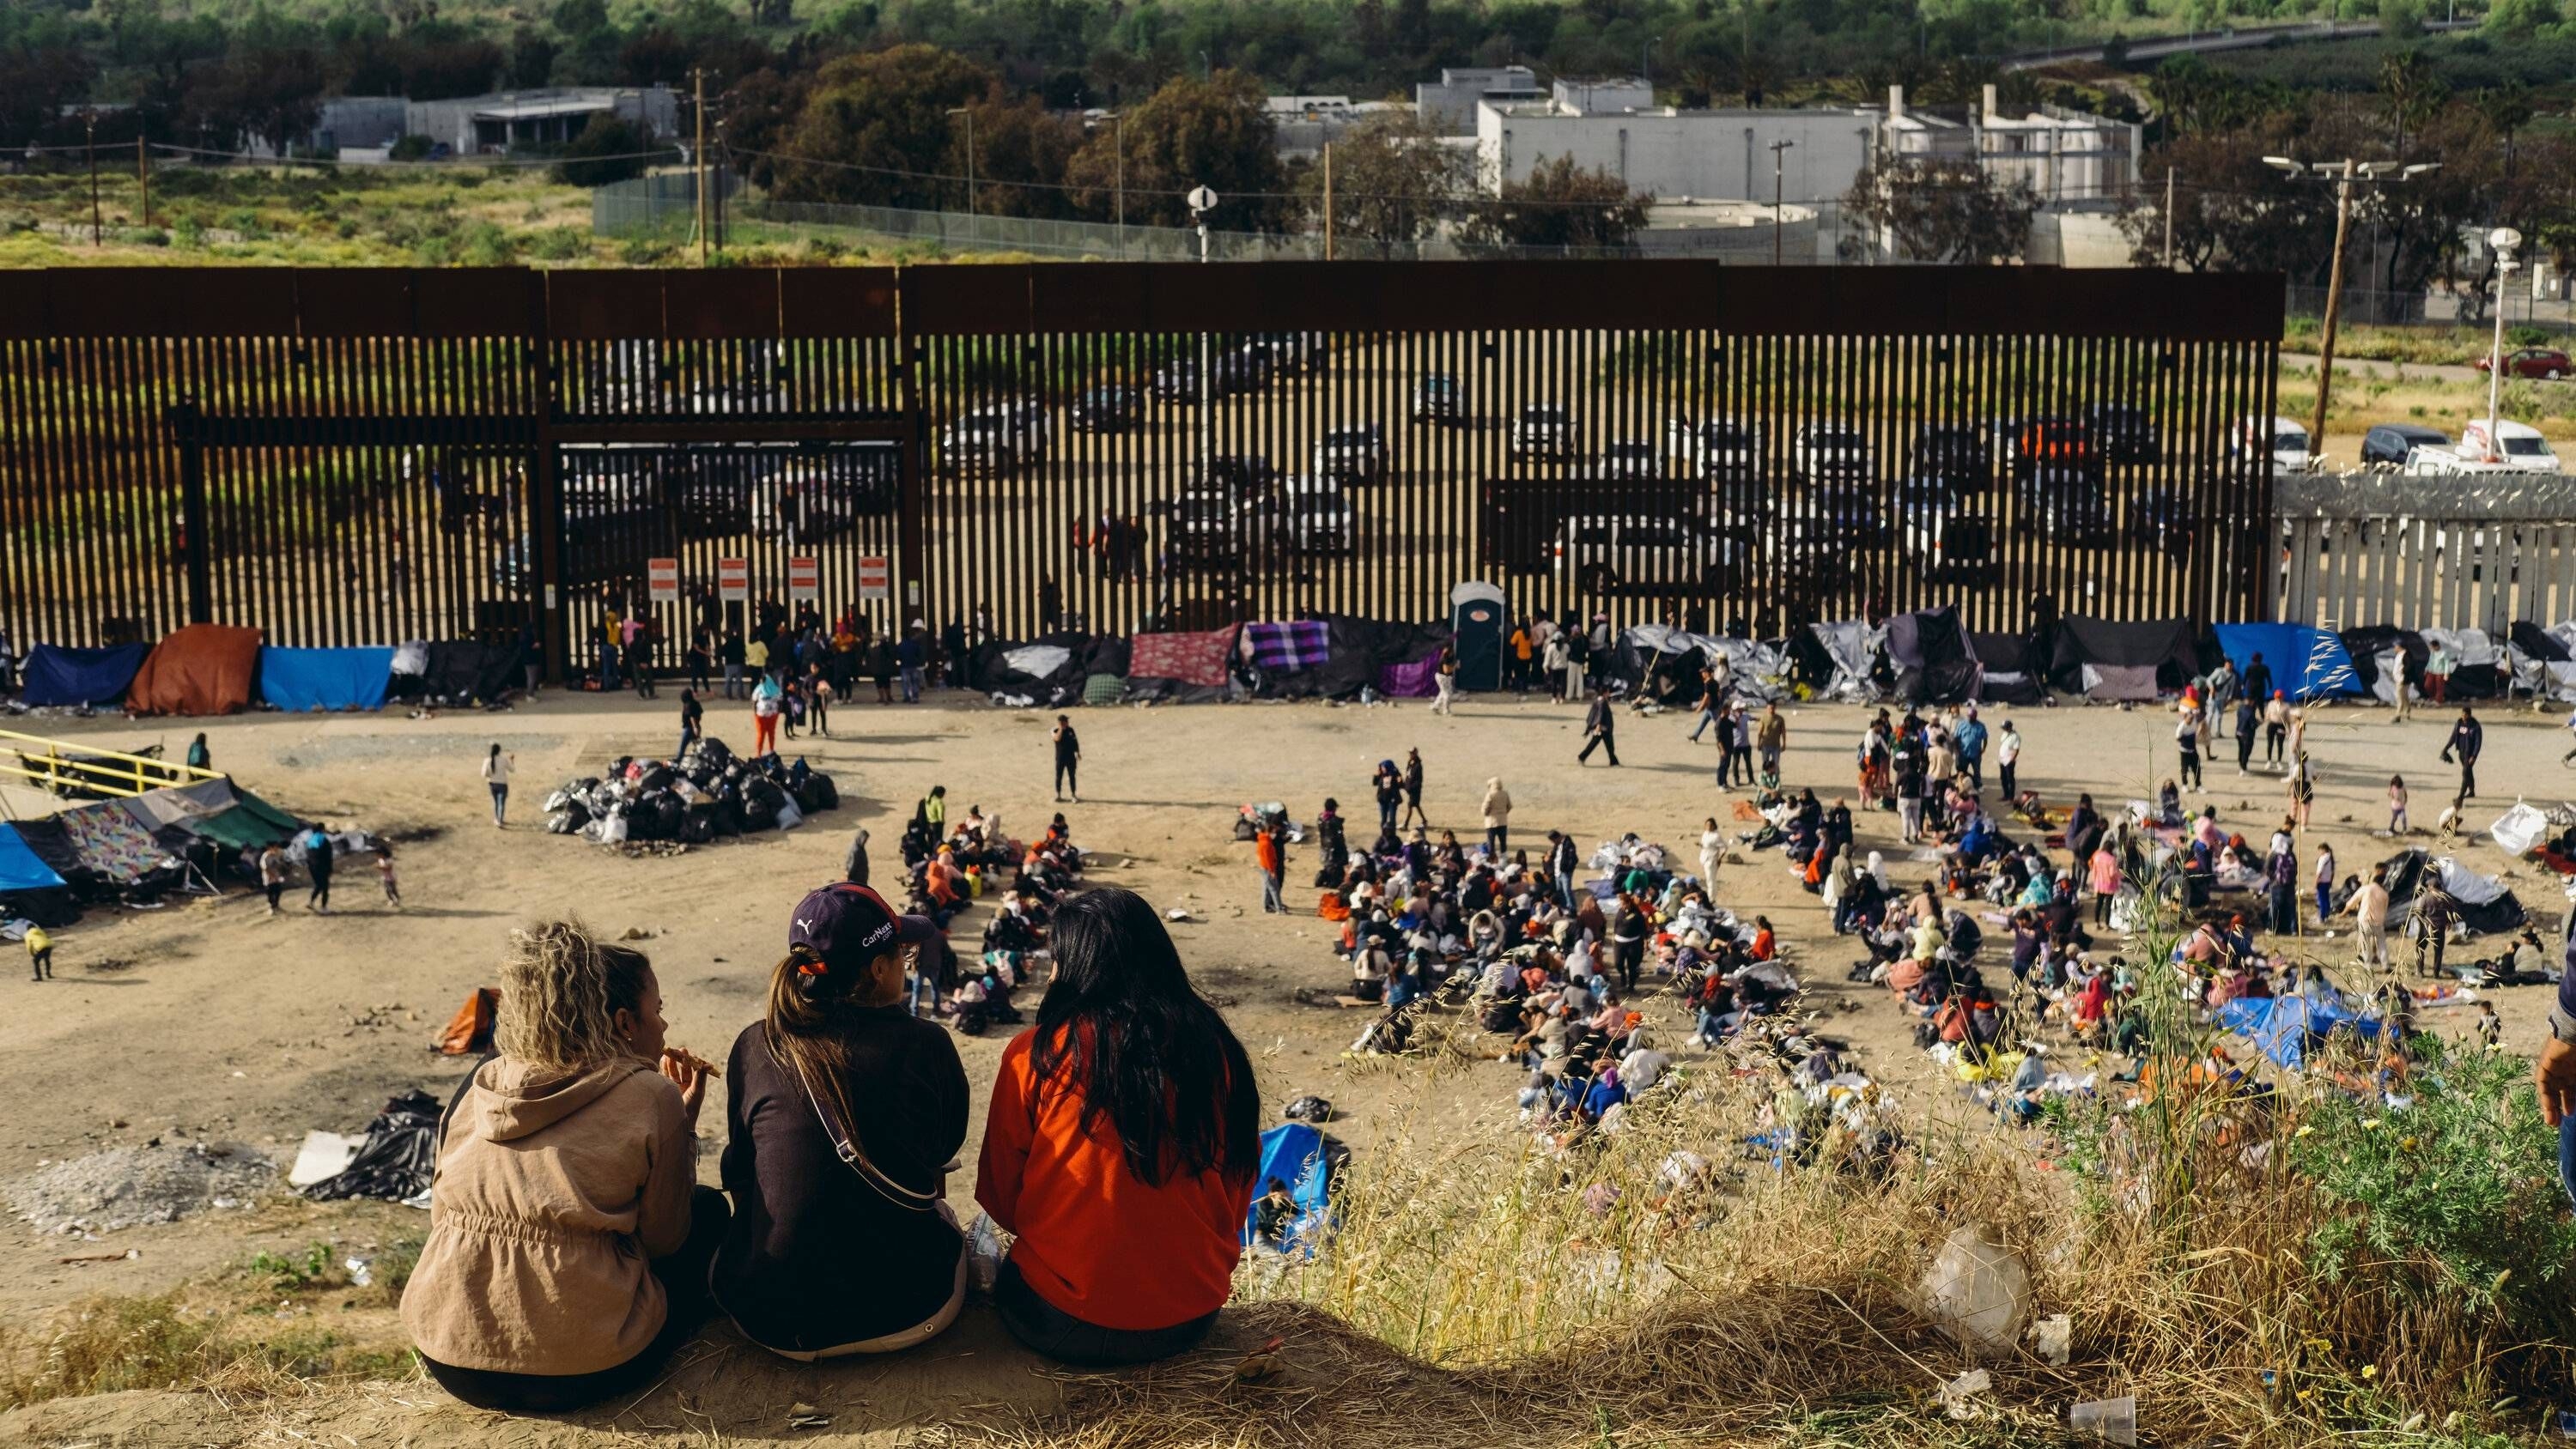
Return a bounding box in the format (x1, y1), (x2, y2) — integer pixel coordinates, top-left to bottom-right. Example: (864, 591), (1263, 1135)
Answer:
(389, 136), (434, 161)
(458, 220), (519, 265)
(527, 224), (590, 260)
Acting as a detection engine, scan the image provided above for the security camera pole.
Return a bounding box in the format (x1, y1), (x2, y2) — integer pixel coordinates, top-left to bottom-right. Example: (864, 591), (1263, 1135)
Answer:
(1189, 185), (1218, 475)
(2487, 227), (2522, 460)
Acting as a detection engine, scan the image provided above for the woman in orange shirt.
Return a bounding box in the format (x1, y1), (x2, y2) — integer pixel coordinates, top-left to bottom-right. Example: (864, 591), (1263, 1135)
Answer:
(976, 888), (1259, 1366)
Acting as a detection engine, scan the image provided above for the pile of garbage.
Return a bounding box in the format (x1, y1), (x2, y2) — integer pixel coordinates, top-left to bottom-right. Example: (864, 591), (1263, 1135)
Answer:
(7, 1141), (275, 1234)
(544, 737), (841, 846)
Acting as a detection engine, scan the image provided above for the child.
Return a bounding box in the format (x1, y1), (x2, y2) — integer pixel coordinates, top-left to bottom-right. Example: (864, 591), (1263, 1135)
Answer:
(781, 682), (804, 741)
(2387, 774), (2409, 835)
(2476, 999), (2502, 1052)
(26, 924), (53, 981)
(375, 848), (402, 910)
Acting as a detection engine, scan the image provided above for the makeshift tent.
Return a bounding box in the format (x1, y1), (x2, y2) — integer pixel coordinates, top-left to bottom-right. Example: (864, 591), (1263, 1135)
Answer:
(417, 639), (528, 706)
(2209, 624), (2362, 700)
(1259, 616), (1450, 700)
(1886, 608), (1980, 705)
(1240, 1121), (1340, 1257)
(966, 637), (1088, 706)
(1802, 621), (1883, 701)
(1244, 621), (1331, 672)
(184, 787), (302, 851)
(2338, 626), (2425, 700)
(124, 778), (240, 831)
(434, 987), (501, 1055)
(2379, 847), (2526, 936)
(1378, 653), (1440, 698)
(2419, 627), (2506, 699)
(258, 646), (394, 712)
(0, 823), (67, 893)
(17, 643), (149, 708)
(2218, 994), (2382, 1070)
(1127, 625), (1239, 689)
(2509, 621), (2576, 701)
(1613, 627), (1792, 706)
(127, 624), (261, 716)
(59, 800), (183, 882)
(1449, 582), (1508, 692)
(2048, 615), (2196, 697)
(1968, 632), (2044, 705)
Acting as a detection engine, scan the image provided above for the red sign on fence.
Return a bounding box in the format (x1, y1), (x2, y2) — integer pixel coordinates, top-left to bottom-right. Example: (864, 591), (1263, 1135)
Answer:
(646, 557), (679, 604)
(717, 557), (749, 602)
(857, 556), (890, 599)
(787, 555), (819, 601)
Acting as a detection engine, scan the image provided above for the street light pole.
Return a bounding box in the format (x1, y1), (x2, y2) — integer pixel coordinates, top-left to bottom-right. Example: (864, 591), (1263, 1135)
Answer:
(1188, 185), (1217, 476)
(85, 110), (101, 247)
(1769, 138), (1794, 264)
(947, 106), (976, 216)
(2488, 227), (2522, 460)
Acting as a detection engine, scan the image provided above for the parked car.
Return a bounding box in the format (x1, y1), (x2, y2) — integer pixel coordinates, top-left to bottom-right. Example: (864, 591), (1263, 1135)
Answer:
(1411, 373), (1462, 425)
(1551, 514), (1736, 592)
(1240, 332), (1329, 374)
(2125, 485), (2194, 557)
(2412, 419), (2564, 474)
(2008, 417), (2100, 481)
(2233, 415), (2310, 472)
(1772, 481), (1892, 549)
(1511, 404), (1578, 459)
(1201, 454), (1280, 499)
(2476, 346), (2573, 380)
(2013, 464), (2115, 543)
(1313, 423), (1388, 482)
(2089, 404), (2161, 464)
(1793, 422), (1872, 482)
(1276, 476), (1357, 555)
(941, 400), (1049, 472)
(2360, 421), (2451, 469)
(1669, 417), (1764, 481)
(1592, 438), (1662, 478)
(1169, 483), (1262, 562)
(1907, 424), (1988, 491)
(1151, 350), (1270, 403)
(1896, 475), (1994, 577)
(1067, 385), (1143, 433)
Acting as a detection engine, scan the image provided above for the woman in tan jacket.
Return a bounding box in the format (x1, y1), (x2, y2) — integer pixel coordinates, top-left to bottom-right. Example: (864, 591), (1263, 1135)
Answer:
(401, 921), (726, 1412)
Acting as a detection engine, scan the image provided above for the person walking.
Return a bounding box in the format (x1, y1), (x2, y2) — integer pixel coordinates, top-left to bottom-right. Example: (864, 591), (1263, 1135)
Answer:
(2342, 868), (2391, 967)
(686, 630), (713, 694)
(2423, 641), (2453, 705)
(1479, 777), (1512, 856)
(1996, 718), (2021, 802)
(483, 744), (513, 828)
(1372, 760), (1402, 834)
(2234, 692), (2258, 773)
(1052, 716), (1082, 803)
(1577, 691), (1620, 767)
(1687, 670), (1724, 745)
(2388, 774), (2409, 834)
(26, 923), (53, 981)
(2313, 840), (2337, 925)
(1728, 703), (1757, 790)
(1698, 816), (1723, 886)
(1953, 706), (1987, 793)
(1612, 893), (1649, 992)
(677, 690), (703, 763)
(2242, 652), (2274, 710)
(2206, 657), (2237, 739)
(1431, 649), (1458, 716)
(1255, 817), (1287, 914)
(1756, 701), (1789, 786)
(1400, 749), (1427, 830)
(720, 627), (746, 700)
(2262, 691), (2290, 769)
(2415, 883), (2458, 979)
(303, 824), (336, 915)
(2265, 836), (2298, 937)
(842, 827), (871, 888)
(2176, 702), (2204, 791)
(260, 841), (289, 916)
(2441, 706), (2482, 803)
(377, 846), (403, 911)
(2287, 751), (2315, 829)
(1541, 631), (1571, 706)
(185, 731), (211, 773)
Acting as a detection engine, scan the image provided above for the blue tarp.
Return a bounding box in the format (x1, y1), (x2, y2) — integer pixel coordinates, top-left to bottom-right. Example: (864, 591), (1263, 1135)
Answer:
(258, 647), (393, 712)
(0, 823), (68, 893)
(2211, 623), (2363, 700)
(1241, 1122), (1333, 1256)
(18, 644), (149, 708)
(2218, 993), (2383, 1070)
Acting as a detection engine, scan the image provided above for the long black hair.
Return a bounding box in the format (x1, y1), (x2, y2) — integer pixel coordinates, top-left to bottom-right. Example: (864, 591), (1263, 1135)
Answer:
(1029, 887), (1259, 1187)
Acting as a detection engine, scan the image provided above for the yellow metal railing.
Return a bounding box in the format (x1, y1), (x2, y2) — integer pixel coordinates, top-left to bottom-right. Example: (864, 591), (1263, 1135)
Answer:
(0, 728), (224, 799)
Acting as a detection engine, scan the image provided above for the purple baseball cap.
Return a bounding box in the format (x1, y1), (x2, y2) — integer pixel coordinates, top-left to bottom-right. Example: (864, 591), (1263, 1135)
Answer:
(789, 882), (940, 975)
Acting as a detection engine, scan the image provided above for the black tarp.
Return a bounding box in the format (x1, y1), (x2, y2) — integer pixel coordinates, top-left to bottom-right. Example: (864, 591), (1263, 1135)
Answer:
(418, 640), (527, 705)
(1787, 627), (1838, 694)
(305, 1089), (441, 1202)
(968, 634), (1091, 706)
(2048, 615), (2197, 693)
(1969, 631), (2045, 705)
(1258, 616), (1451, 700)
(2379, 848), (2527, 937)
(1887, 608), (1979, 705)
(2513, 621), (2570, 663)
(2339, 625), (2425, 695)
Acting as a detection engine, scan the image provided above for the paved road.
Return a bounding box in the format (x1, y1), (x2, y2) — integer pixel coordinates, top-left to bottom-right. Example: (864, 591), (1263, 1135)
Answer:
(2284, 351), (2483, 385)
(2003, 17), (2476, 70)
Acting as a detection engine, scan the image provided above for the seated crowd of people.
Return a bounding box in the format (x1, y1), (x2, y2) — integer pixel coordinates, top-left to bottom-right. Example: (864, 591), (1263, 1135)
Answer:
(399, 881), (1262, 1414)
(892, 785), (1087, 1034)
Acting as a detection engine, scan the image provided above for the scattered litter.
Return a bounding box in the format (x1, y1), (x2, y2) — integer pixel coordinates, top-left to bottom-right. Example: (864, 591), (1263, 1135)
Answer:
(1920, 1222), (2032, 1360)
(1164, 907), (1193, 921)
(2032, 1313), (2073, 1366)
(303, 1091), (441, 1203)
(58, 1248), (139, 1264)
(1281, 1095), (1334, 1124)
(286, 1131), (368, 1189)
(1231, 1335), (1287, 1384)
(1940, 1367), (1992, 1419)
(5, 1141), (274, 1234)
(787, 1402), (833, 1430)
(344, 1256), (374, 1288)
(617, 925), (659, 941)
(2069, 1394), (2137, 1444)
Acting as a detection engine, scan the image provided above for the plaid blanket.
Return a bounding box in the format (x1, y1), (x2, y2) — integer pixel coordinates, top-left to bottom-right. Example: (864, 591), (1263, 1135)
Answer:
(1128, 626), (1239, 688)
(1246, 621), (1331, 671)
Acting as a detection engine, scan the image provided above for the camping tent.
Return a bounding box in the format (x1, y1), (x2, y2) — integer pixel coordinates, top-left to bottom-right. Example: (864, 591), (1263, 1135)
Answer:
(1240, 1121), (1338, 1256)
(17, 643), (150, 708)
(2418, 627), (2506, 699)
(0, 823), (67, 894)
(127, 625), (261, 716)
(1448, 583), (1508, 692)
(2217, 994), (2382, 1070)
(2209, 624), (2362, 700)
(2509, 621), (2576, 700)
(2048, 615), (2196, 699)
(259, 646), (396, 712)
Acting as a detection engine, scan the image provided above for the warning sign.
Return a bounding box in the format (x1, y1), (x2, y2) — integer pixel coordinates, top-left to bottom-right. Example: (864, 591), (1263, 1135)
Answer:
(717, 557), (749, 602)
(857, 556), (890, 600)
(646, 557), (679, 604)
(787, 555), (820, 601)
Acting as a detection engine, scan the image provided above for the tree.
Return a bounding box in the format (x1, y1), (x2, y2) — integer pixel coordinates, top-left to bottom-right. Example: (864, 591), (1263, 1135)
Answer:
(769, 45), (993, 209)
(183, 45), (328, 155)
(1063, 70), (1287, 231)
(958, 96), (1082, 219)
(1844, 158), (2040, 264)
(1293, 108), (1469, 252)
(2376, 46), (2445, 155)
(1459, 154), (1651, 251)
(2116, 127), (2329, 274)
(552, 112), (653, 185)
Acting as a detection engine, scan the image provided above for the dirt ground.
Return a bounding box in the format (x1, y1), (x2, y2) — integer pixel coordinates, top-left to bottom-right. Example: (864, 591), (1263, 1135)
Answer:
(2, 681), (2570, 1443)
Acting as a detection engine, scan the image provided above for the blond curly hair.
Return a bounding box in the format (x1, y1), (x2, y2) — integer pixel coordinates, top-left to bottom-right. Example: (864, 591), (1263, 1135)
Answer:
(494, 919), (652, 1069)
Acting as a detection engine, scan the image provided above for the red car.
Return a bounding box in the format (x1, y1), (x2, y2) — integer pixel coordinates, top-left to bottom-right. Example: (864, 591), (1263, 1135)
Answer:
(2476, 347), (2572, 380)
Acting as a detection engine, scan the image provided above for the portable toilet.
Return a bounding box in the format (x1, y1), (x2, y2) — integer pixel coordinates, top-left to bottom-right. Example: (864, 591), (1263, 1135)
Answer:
(1449, 581), (1508, 691)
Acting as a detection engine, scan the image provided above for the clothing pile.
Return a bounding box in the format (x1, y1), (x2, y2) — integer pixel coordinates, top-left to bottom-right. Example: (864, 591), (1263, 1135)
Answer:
(543, 737), (841, 846)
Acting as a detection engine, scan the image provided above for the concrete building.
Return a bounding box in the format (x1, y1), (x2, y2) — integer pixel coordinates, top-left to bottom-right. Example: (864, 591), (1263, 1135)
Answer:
(1413, 66), (1546, 135)
(1637, 198), (1819, 261)
(1474, 88), (1881, 209)
(404, 86), (678, 157)
(1879, 83), (2137, 208)
(1265, 95), (1414, 161)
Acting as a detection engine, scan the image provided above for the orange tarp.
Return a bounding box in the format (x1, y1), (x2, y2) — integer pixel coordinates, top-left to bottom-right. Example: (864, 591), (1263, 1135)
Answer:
(127, 625), (261, 716)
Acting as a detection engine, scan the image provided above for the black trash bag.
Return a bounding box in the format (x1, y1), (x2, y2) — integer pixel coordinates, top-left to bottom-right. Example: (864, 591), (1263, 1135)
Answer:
(1283, 1094), (1335, 1123)
(305, 1089), (442, 1203)
(809, 773), (841, 811)
(1233, 818), (1259, 841)
(680, 806), (717, 844)
(546, 809), (582, 834)
(640, 765), (675, 793)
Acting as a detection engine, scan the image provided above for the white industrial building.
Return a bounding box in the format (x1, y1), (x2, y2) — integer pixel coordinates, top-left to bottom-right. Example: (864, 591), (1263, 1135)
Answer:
(404, 86), (679, 157)
(1880, 83), (2137, 207)
(1414, 66), (1547, 135)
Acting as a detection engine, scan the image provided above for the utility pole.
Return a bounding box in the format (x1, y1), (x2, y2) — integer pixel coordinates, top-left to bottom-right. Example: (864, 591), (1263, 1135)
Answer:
(1188, 185), (1217, 477)
(2160, 165), (2174, 269)
(1111, 112), (1124, 257)
(2265, 155), (2438, 460)
(85, 111), (102, 247)
(137, 135), (150, 231)
(1769, 137), (1794, 264)
(692, 68), (708, 266)
(947, 106), (976, 215)
(1322, 142), (1334, 260)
